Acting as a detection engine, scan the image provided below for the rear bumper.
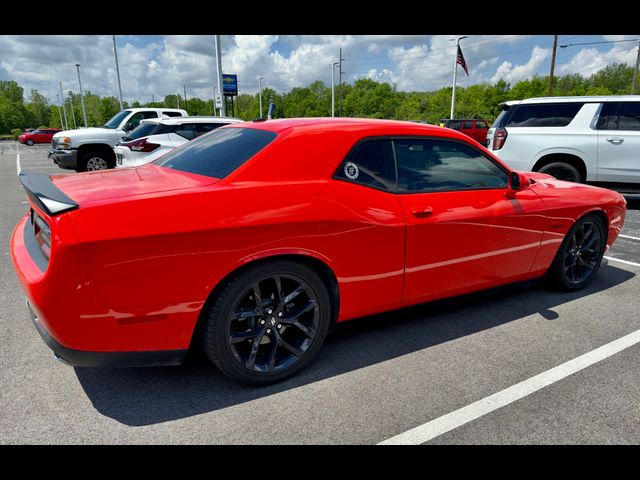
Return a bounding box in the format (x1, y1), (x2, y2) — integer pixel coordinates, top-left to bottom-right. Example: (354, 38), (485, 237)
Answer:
(26, 300), (187, 367)
(49, 148), (78, 170)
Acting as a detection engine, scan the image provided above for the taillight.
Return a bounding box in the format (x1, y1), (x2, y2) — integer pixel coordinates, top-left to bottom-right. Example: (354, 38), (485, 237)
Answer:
(32, 211), (51, 260)
(127, 138), (160, 152)
(492, 127), (508, 150)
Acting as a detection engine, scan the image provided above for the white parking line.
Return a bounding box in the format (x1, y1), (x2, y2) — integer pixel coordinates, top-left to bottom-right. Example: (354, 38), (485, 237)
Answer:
(618, 234), (640, 242)
(379, 328), (640, 445)
(604, 256), (640, 268)
(16, 145), (21, 175)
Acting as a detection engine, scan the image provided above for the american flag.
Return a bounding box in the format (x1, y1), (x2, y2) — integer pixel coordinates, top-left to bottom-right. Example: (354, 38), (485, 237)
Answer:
(457, 45), (469, 76)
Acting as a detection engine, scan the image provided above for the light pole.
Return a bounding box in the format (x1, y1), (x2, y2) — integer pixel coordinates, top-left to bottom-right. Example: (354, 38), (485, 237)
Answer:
(112, 35), (124, 110)
(214, 35), (226, 117)
(450, 36), (467, 120)
(59, 82), (68, 130)
(68, 94), (77, 129)
(75, 64), (88, 127)
(258, 76), (264, 118)
(56, 94), (64, 128)
(331, 62), (339, 117)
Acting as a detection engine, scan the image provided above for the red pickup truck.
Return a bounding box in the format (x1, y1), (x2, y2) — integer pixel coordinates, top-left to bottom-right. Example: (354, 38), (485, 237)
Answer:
(440, 119), (489, 145)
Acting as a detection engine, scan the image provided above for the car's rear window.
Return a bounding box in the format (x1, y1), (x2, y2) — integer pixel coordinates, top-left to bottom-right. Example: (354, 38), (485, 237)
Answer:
(126, 123), (161, 140)
(506, 103), (584, 127)
(491, 108), (511, 128)
(154, 127), (277, 179)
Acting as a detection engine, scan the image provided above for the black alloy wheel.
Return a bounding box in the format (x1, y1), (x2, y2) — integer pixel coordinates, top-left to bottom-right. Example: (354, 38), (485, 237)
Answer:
(538, 162), (582, 183)
(548, 214), (606, 291)
(203, 260), (331, 385)
(563, 221), (603, 285)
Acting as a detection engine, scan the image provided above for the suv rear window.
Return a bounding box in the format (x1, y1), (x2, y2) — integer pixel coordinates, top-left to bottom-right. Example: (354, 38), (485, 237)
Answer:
(154, 127), (276, 179)
(506, 103), (583, 127)
(126, 123), (162, 140)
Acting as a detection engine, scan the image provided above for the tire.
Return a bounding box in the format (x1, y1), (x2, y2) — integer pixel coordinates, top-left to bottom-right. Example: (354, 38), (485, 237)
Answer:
(538, 162), (582, 183)
(202, 260), (332, 386)
(79, 149), (114, 172)
(547, 214), (606, 291)
(26, 139), (34, 146)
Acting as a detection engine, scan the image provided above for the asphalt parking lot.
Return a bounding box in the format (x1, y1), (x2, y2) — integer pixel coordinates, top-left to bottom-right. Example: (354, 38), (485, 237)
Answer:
(1, 141), (640, 444)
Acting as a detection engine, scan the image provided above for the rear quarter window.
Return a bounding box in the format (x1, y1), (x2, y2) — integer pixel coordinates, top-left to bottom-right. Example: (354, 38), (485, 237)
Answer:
(506, 103), (584, 127)
(154, 127), (277, 179)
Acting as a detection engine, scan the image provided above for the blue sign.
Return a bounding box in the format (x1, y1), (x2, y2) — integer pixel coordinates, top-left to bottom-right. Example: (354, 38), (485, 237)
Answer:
(222, 74), (238, 96)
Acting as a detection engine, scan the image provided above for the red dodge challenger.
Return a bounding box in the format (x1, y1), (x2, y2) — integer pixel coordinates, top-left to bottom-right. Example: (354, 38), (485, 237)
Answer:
(11, 118), (626, 385)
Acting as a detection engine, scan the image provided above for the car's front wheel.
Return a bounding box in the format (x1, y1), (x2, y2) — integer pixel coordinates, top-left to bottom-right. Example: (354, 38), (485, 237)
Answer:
(547, 214), (606, 291)
(26, 139), (34, 146)
(202, 260), (331, 385)
(78, 149), (115, 172)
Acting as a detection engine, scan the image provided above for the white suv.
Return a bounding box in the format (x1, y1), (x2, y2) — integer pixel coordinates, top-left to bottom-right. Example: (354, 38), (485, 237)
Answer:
(114, 116), (243, 168)
(486, 96), (640, 187)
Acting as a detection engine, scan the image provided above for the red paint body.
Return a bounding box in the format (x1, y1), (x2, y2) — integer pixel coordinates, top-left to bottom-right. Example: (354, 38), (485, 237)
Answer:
(11, 119), (627, 356)
(18, 129), (61, 144)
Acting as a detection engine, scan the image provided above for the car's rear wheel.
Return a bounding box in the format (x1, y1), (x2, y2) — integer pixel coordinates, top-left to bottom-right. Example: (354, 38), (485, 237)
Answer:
(538, 162), (582, 183)
(547, 214), (606, 291)
(26, 139), (34, 146)
(202, 260), (331, 385)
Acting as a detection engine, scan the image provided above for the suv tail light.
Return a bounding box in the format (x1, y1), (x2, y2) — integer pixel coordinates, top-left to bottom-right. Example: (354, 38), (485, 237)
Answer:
(492, 127), (508, 150)
(127, 138), (160, 153)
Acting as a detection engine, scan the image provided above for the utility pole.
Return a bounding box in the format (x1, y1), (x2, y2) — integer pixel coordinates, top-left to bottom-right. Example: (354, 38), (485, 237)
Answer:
(151, 94), (155, 105)
(212, 86), (217, 116)
(258, 76), (264, 118)
(450, 36), (467, 120)
(632, 41), (640, 95)
(177, 92), (180, 109)
(75, 64), (88, 127)
(338, 47), (345, 116)
(214, 35), (226, 117)
(183, 85), (188, 113)
(69, 94), (77, 129)
(112, 35), (124, 111)
(59, 82), (68, 130)
(548, 34), (558, 96)
(331, 62), (339, 117)
(56, 94), (64, 128)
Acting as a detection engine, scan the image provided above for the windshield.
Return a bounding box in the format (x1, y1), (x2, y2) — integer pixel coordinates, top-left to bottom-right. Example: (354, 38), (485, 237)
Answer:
(154, 127), (277, 179)
(124, 123), (162, 141)
(104, 110), (131, 129)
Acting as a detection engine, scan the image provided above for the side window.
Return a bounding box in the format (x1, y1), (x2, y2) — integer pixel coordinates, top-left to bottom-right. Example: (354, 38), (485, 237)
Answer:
(462, 121), (473, 129)
(475, 121), (487, 129)
(506, 103), (583, 127)
(194, 123), (225, 137)
(174, 124), (197, 140)
(128, 111), (157, 129)
(447, 120), (461, 130)
(163, 111), (183, 117)
(395, 139), (508, 193)
(596, 102), (619, 130)
(617, 102), (640, 131)
(335, 140), (396, 191)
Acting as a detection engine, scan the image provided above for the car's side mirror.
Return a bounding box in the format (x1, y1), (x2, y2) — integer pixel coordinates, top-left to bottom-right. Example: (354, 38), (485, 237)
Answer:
(123, 122), (134, 132)
(506, 171), (531, 198)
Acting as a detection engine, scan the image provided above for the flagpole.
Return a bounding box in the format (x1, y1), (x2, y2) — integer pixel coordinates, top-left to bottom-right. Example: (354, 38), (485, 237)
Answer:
(450, 36), (467, 120)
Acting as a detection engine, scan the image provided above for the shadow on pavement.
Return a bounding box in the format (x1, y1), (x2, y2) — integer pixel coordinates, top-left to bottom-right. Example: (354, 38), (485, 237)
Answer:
(75, 264), (635, 426)
(624, 195), (640, 211)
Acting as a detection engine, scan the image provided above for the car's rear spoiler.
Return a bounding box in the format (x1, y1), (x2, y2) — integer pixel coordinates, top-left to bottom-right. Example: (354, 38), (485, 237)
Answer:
(18, 170), (78, 216)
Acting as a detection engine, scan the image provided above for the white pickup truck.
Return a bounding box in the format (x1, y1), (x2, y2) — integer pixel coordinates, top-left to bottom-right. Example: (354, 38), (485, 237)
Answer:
(49, 107), (187, 172)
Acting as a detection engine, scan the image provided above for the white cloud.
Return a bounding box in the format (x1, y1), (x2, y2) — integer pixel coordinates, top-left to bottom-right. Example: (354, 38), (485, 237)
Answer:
(491, 46), (550, 83)
(557, 42), (639, 77)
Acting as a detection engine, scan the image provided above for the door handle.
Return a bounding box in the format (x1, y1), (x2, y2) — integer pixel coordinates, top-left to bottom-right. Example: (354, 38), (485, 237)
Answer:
(411, 206), (433, 217)
(606, 137), (624, 144)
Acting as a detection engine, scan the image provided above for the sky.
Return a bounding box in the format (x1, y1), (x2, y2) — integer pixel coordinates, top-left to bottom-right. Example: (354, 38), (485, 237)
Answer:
(1, 34), (638, 105)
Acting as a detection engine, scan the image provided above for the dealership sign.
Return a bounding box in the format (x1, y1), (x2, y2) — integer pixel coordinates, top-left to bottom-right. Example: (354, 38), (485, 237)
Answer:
(222, 74), (238, 96)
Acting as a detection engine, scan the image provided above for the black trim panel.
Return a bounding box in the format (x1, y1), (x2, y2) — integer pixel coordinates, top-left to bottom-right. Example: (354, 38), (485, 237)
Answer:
(23, 217), (48, 272)
(27, 301), (187, 368)
(18, 170), (79, 216)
